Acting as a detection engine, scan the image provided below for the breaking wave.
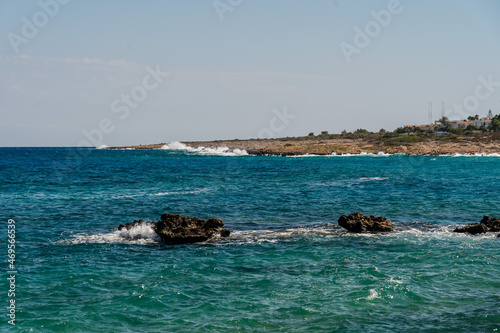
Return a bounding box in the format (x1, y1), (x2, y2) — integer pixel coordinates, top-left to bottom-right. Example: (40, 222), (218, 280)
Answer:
(161, 141), (248, 156)
(63, 224), (161, 245)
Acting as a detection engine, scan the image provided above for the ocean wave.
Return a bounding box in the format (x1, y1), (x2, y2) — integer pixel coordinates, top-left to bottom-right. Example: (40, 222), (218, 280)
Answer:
(96, 145), (109, 149)
(63, 224), (161, 245)
(161, 141), (248, 156)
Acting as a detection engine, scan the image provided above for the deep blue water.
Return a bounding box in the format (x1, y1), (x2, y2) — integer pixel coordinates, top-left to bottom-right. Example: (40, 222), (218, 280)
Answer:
(1, 147), (499, 332)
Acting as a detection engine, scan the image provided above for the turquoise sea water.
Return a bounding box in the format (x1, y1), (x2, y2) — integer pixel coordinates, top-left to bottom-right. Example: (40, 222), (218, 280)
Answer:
(1, 147), (499, 332)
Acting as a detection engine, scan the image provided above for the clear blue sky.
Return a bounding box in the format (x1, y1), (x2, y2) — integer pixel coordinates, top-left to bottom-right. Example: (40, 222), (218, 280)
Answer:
(1, 0), (499, 146)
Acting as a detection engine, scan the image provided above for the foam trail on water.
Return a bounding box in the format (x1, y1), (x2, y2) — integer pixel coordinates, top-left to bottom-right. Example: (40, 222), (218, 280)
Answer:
(359, 177), (387, 182)
(161, 141), (248, 156)
(447, 152), (500, 157)
(330, 152), (393, 157)
(220, 223), (499, 245)
(62, 222), (498, 246)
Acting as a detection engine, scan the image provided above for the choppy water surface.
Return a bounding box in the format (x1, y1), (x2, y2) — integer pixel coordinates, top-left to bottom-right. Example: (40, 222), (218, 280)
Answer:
(1, 147), (499, 332)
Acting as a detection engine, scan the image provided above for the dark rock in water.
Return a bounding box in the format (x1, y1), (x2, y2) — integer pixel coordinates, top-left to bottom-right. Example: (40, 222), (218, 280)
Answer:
(481, 216), (500, 232)
(453, 223), (488, 234)
(454, 216), (500, 235)
(220, 228), (231, 237)
(338, 212), (393, 233)
(117, 214), (231, 245)
(156, 214), (229, 245)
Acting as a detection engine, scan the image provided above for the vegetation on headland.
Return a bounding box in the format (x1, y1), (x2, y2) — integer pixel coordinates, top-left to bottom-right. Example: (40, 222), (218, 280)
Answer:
(272, 112), (500, 144)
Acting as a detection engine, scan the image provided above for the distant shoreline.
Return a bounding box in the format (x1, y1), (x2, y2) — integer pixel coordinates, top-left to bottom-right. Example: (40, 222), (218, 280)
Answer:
(109, 132), (500, 156)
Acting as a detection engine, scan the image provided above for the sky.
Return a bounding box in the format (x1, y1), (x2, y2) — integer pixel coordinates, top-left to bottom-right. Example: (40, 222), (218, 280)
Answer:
(1, 0), (499, 147)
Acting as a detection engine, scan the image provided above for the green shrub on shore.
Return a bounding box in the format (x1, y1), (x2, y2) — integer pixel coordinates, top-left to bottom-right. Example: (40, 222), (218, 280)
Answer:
(385, 135), (428, 144)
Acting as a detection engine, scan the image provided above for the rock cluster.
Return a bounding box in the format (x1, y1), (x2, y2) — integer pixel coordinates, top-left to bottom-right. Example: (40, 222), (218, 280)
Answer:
(338, 212), (393, 233)
(118, 214), (231, 245)
(453, 216), (500, 235)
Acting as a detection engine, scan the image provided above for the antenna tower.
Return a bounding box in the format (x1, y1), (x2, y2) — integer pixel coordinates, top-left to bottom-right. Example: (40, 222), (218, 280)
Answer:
(428, 101), (433, 124)
(487, 109), (493, 119)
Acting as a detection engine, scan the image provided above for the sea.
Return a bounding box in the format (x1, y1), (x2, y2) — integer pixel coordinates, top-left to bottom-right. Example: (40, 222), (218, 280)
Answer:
(1, 145), (499, 332)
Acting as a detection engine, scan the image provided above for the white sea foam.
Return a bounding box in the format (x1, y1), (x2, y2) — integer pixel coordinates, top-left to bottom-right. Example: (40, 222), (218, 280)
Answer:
(290, 152), (394, 158)
(65, 224), (160, 245)
(161, 141), (190, 150)
(365, 289), (381, 300)
(358, 177), (388, 182)
(297, 152), (500, 158)
(289, 154), (321, 158)
(82, 188), (211, 200)
(223, 223), (500, 245)
(446, 152), (500, 157)
(388, 277), (403, 285)
(150, 188), (211, 196)
(96, 145), (109, 149)
(330, 151), (393, 157)
(223, 225), (339, 245)
(62, 222), (499, 246)
(161, 141), (248, 156)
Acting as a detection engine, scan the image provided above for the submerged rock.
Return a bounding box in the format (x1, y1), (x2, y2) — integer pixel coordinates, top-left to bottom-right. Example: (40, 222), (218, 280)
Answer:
(338, 212), (393, 233)
(454, 216), (500, 235)
(117, 214), (231, 245)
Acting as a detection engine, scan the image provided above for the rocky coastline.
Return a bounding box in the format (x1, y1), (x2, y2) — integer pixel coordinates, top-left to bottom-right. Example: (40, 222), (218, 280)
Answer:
(110, 133), (500, 156)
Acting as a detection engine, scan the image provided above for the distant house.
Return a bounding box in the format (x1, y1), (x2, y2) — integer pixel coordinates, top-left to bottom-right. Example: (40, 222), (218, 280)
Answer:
(472, 118), (491, 128)
(458, 121), (473, 129)
(433, 117), (492, 130)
